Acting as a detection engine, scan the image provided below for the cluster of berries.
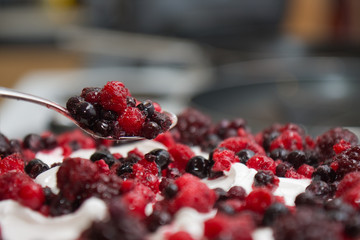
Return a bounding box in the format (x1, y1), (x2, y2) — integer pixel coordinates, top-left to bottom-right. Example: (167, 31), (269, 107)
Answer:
(66, 81), (172, 139)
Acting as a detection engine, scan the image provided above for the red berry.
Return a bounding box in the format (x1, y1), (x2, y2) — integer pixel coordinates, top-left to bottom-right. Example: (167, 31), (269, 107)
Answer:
(336, 172), (360, 197)
(333, 139), (352, 154)
(155, 132), (176, 148)
(219, 137), (265, 155)
(168, 174), (216, 213)
(123, 184), (155, 219)
(132, 159), (160, 193)
(211, 148), (238, 172)
(245, 188), (274, 214)
(117, 107), (146, 135)
(168, 144), (195, 173)
(0, 172), (45, 210)
(285, 169), (305, 179)
(0, 153), (25, 175)
(270, 130), (304, 152)
(99, 81), (130, 113)
(246, 155), (276, 173)
(297, 164), (314, 178)
(167, 231), (194, 240)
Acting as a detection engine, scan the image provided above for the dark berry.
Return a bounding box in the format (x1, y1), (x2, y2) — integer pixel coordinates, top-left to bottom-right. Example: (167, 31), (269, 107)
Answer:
(90, 149), (116, 167)
(116, 161), (134, 177)
(126, 96), (136, 107)
(0, 133), (11, 158)
(262, 203), (289, 226)
(75, 102), (98, 126)
(335, 146), (360, 179)
(316, 127), (358, 161)
(66, 96), (83, 116)
(295, 192), (320, 206)
(92, 120), (112, 137)
(81, 87), (101, 103)
(145, 149), (171, 170)
(25, 158), (50, 178)
(141, 121), (161, 139)
(236, 149), (255, 164)
(152, 112), (172, 132)
(306, 180), (332, 200)
(215, 201), (236, 215)
(275, 162), (292, 177)
(100, 109), (118, 121)
(324, 198), (355, 223)
(163, 183), (178, 199)
(269, 148), (288, 161)
(214, 188), (228, 201)
(146, 210), (172, 232)
(42, 135), (57, 150)
(9, 139), (22, 153)
(285, 150), (306, 169)
(185, 156), (210, 179)
(23, 134), (44, 152)
(312, 165), (336, 183)
(345, 215), (360, 238)
(137, 100), (155, 117)
(254, 170), (278, 188)
(226, 186), (246, 200)
(49, 194), (76, 216)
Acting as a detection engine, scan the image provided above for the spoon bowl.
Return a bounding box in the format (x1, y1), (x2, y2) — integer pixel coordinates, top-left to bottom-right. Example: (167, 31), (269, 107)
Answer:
(0, 87), (177, 140)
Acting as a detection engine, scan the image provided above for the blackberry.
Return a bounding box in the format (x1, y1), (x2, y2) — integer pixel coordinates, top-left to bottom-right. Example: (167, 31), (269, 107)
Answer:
(236, 149), (255, 164)
(262, 203), (289, 226)
(145, 149), (171, 170)
(80, 87), (101, 103)
(137, 100), (155, 117)
(90, 149), (116, 167)
(312, 165), (336, 183)
(316, 127), (358, 161)
(25, 158), (50, 178)
(335, 146), (360, 179)
(173, 108), (212, 146)
(152, 112), (171, 132)
(285, 150), (306, 169)
(273, 206), (343, 240)
(185, 156), (211, 179)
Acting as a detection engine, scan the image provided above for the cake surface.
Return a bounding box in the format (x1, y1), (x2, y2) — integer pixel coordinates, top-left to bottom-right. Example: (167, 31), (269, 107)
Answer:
(0, 107), (360, 240)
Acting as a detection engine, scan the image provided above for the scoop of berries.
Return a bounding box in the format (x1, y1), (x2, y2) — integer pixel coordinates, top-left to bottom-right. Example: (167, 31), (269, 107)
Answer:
(66, 81), (172, 139)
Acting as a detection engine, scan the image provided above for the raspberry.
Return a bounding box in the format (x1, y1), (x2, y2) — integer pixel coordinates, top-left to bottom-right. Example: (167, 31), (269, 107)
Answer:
(99, 81), (130, 113)
(80, 87), (101, 103)
(117, 107), (146, 136)
(204, 213), (255, 240)
(333, 139), (352, 154)
(336, 172), (360, 197)
(284, 169), (305, 179)
(211, 148), (238, 172)
(154, 132), (176, 148)
(57, 157), (100, 202)
(316, 127), (358, 161)
(219, 137), (265, 155)
(132, 159), (160, 193)
(123, 184), (155, 219)
(246, 155), (276, 173)
(0, 171), (45, 210)
(269, 130), (304, 152)
(168, 174), (216, 213)
(245, 188), (274, 214)
(167, 231), (194, 240)
(0, 153), (25, 175)
(57, 130), (96, 156)
(168, 144), (195, 173)
(334, 146), (360, 178)
(296, 164), (314, 178)
(226, 186), (247, 200)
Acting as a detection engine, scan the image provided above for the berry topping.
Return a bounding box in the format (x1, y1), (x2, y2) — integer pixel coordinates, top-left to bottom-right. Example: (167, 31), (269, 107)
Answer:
(117, 107), (145, 136)
(185, 156), (211, 179)
(145, 149), (172, 170)
(246, 155), (276, 173)
(25, 158), (50, 178)
(99, 81), (129, 113)
(253, 170), (279, 191)
(236, 149), (255, 164)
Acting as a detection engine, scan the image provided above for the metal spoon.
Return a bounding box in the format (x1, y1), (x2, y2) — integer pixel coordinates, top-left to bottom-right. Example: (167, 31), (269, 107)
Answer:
(0, 87), (177, 140)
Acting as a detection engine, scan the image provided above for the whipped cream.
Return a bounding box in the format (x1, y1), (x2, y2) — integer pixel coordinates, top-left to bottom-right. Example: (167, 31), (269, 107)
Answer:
(0, 198), (107, 240)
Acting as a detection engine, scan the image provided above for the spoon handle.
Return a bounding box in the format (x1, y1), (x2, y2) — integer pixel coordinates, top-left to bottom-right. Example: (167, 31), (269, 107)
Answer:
(0, 87), (71, 118)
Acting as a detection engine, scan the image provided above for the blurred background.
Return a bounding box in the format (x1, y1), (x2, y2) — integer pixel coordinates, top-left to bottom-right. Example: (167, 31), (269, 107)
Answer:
(1, 0), (360, 137)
